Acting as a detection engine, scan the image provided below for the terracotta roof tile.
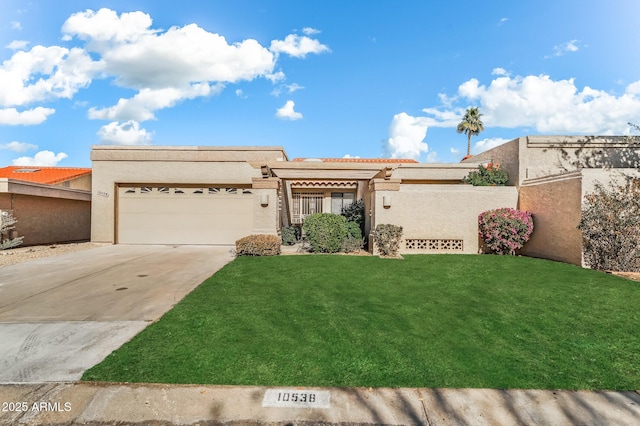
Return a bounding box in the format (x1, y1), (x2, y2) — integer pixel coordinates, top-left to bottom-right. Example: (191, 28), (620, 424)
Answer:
(0, 166), (91, 185)
(292, 158), (418, 163)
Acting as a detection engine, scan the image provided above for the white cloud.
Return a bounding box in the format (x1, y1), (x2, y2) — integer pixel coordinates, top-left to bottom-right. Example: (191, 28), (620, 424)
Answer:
(0, 45), (100, 107)
(498, 18), (509, 25)
(59, 8), (287, 122)
(10, 21), (22, 30)
(12, 150), (67, 166)
(235, 89), (247, 99)
(437, 93), (457, 108)
(97, 120), (152, 145)
(271, 82), (305, 97)
(492, 67), (507, 76)
(0, 8), (330, 133)
(302, 27), (321, 35)
(384, 112), (430, 160)
(472, 137), (510, 154)
(286, 83), (304, 93)
(420, 107), (463, 128)
(547, 39), (580, 58)
(61, 8), (157, 47)
(0, 107), (55, 125)
(0, 141), (38, 152)
(6, 40), (29, 50)
(89, 84), (220, 121)
(270, 34), (330, 58)
(343, 154), (360, 159)
(275, 100), (302, 120)
(426, 151), (438, 163)
(450, 147), (460, 155)
(265, 71), (286, 83)
(63, 9), (276, 89)
(422, 74), (640, 134)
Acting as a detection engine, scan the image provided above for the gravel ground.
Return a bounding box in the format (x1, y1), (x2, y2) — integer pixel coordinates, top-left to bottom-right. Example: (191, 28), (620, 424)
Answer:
(0, 242), (101, 268)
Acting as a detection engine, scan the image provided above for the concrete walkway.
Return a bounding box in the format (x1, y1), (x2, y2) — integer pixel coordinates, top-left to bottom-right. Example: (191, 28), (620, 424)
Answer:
(1, 383), (639, 425)
(0, 245), (234, 383)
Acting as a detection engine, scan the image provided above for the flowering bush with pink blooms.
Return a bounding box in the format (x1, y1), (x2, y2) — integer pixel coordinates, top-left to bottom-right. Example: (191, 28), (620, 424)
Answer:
(478, 208), (534, 255)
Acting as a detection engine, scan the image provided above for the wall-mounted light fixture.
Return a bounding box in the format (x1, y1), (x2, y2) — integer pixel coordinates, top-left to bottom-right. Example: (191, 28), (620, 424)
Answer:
(260, 194), (269, 207)
(383, 195), (391, 208)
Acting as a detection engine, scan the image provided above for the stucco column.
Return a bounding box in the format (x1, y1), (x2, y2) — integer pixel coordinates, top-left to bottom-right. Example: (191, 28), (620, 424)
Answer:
(368, 178), (401, 254)
(251, 177), (280, 235)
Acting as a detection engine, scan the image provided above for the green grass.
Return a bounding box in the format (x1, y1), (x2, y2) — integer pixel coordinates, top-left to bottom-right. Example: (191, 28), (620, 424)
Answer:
(83, 255), (640, 390)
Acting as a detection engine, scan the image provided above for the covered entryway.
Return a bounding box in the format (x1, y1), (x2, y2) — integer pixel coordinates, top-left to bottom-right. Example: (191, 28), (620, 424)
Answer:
(117, 186), (254, 244)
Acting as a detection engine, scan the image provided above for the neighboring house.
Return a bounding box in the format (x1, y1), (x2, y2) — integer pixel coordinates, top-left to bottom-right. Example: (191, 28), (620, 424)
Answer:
(0, 166), (92, 246)
(90, 136), (640, 266)
(464, 136), (640, 266)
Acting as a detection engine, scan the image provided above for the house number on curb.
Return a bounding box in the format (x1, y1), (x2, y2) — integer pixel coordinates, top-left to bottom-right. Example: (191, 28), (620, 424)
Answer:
(262, 389), (330, 409)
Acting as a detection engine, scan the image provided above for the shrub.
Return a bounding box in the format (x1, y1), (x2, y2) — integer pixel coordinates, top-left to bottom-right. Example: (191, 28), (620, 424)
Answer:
(578, 179), (640, 271)
(345, 221), (362, 240)
(281, 226), (300, 246)
(341, 199), (365, 233)
(1, 211), (23, 250)
(463, 164), (509, 186)
(303, 213), (347, 253)
(478, 208), (533, 255)
(342, 221), (364, 253)
(373, 224), (403, 257)
(235, 234), (281, 256)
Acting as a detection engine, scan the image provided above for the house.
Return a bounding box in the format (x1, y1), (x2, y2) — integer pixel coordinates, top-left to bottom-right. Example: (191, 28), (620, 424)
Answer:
(90, 135), (640, 266)
(0, 167), (92, 246)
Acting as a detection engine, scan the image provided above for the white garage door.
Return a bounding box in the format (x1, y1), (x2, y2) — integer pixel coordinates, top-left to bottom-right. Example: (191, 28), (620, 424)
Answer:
(117, 186), (254, 244)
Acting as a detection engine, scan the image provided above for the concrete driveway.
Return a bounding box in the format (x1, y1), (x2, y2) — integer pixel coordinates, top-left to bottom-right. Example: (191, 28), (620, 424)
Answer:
(0, 244), (234, 383)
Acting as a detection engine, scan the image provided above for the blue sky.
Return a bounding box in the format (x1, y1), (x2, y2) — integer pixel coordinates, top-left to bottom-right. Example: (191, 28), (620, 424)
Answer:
(1, 1), (639, 167)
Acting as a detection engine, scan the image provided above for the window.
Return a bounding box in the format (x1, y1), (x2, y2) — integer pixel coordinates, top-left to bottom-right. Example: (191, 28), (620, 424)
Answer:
(331, 192), (355, 214)
(292, 193), (324, 224)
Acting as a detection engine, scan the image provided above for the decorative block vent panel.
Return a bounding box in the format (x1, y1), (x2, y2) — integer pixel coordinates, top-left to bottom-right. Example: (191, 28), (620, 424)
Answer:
(405, 239), (463, 251)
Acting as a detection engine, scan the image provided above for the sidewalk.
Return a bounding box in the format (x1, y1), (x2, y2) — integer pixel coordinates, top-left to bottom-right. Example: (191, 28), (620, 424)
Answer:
(1, 382), (639, 425)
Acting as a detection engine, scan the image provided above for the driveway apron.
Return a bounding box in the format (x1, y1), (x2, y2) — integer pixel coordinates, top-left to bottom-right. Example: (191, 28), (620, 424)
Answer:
(0, 245), (234, 383)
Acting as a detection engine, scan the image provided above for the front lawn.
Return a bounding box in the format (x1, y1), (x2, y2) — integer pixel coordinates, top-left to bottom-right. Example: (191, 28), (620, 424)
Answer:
(83, 255), (640, 390)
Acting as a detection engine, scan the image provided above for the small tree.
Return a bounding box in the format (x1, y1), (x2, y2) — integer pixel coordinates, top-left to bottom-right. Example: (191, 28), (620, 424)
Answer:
(578, 179), (640, 271)
(1, 211), (24, 250)
(341, 199), (365, 233)
(457, 107), (484, 157)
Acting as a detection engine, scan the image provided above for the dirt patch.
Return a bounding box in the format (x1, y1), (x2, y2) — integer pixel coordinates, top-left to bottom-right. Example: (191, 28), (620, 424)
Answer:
(280, 243), (372, 256)
(611, 271), (640, 282)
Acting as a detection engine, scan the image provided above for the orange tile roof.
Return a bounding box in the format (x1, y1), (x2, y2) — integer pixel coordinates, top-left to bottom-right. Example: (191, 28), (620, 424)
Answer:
(292, 158), (419, 163)
(0, 166), (91, 185)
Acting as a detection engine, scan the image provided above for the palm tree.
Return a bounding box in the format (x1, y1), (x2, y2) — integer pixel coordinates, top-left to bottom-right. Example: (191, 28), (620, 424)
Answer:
(457, 107), (484, 157)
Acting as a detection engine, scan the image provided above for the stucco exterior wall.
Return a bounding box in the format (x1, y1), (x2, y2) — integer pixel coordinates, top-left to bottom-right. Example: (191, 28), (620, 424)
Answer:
(466, 136), (640, 187)
(371, 184), (518, 254)
(521, 136), (640, 183)
(55, 173), (92, 191)
(518, 173), (583, 265)
(0, 192), (90, 246)
(91, 157), (267, 243)
(251, 178), (280, 236)
(91, 146), (287, 243)
(518, 168), (639, 266)
(579, 167), (640, 195)
(462, 138), (521, 186)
